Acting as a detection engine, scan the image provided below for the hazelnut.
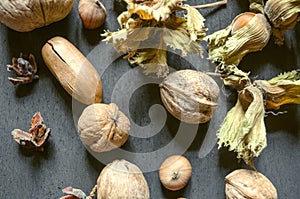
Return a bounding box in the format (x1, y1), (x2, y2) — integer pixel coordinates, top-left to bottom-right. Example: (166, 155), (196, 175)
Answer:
(78, 0), (106, 29)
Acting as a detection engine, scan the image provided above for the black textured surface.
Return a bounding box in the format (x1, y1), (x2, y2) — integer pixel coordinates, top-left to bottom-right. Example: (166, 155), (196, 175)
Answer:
(0, 1), (300, 199)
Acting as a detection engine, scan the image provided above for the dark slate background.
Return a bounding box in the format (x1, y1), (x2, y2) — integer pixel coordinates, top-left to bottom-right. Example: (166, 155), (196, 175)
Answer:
(0, 1), (299, 198)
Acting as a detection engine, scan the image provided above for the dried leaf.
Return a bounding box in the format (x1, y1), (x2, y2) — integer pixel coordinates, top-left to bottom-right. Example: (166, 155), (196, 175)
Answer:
(254, 70), (300, 110)
(217, 86), (267, 167)
(184, 5), (206, 41)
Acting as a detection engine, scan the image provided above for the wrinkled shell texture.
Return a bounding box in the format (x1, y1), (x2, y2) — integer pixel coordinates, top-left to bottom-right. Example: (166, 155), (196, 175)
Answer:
(0, 0), (74, 32)
(97, 159), (150, 199)
(225, 169), (277, 199)
(77, 103), (130, 152)
(78, 0), (106, 29)
(159, 155), (192, 191)
(160, 70), (220, 124)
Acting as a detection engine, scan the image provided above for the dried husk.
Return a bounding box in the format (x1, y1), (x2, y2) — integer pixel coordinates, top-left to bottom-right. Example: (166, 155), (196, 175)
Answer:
(0, 0), (74, 32)
(206, 12), (271, 66)
(248, 0), (264, 14)
(265, 0), (300, 45)
(217, 85), (266, 167)
(254, 70), (300, 110)
(97, 159), (150, 199)
(77, 103), (130, 152)
(160, 69), (220, 124)
(42, 36), (102, 105)
(225, 169), (277, 199)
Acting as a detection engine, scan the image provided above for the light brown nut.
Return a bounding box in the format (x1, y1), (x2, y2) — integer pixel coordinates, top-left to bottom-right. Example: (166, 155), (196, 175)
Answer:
(225, 169), (277, 199)
(0, 0), (74, 32)
(42, 36), (102, 105)
(160, 69), (219, 124)
(97, 159), (150, 199)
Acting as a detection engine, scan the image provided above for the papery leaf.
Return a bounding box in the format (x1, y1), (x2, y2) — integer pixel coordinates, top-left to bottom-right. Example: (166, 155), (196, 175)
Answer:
(184, 5), (206, 41)
(217, 86), (266, 167)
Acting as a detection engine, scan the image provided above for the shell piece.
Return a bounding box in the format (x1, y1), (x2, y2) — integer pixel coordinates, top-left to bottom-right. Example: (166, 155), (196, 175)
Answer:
(0, 0), (74, 32)
(78, 0), (106, 29)
(206, 12), (271, 66)
(160, 69), (219, 124)
(159, 155), (192, 191)
(265, 0), (300, 45)
(77, 103), (130, 152)
(97, 159), (150, 199)
(42, 36), (102, 105)
(225, 169), (277, 199)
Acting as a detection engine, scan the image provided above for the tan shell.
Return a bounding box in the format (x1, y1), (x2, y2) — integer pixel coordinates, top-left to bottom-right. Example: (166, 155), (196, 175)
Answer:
(78, 0), (106, 29)
(42, 36), (102, 105)
(159, 155), (192, 191)
(160, 69), (219, 124)
(225, 169), (277, 199)
(0, 0), (74, 32)
(97, 159), (150, 199)
(77, 103), (130, 152)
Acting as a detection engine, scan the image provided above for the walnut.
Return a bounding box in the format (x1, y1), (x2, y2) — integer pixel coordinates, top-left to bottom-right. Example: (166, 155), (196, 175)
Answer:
(160, 69), (220, 124)
(77, 103), (130, 152)
(225, 169), (278, 199)
(0, 0), (74, 32)
(97, 159), (150, 199)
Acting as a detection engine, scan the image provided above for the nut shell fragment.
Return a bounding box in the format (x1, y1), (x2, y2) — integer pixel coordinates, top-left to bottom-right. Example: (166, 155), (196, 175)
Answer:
(225, 169), (277, 199)
(0, 0), (74, 32)
(97, 159), (150, 199)
(42, 36), (102, 105)
(77, 103), (130, 152)
(160, 69), (219, 124)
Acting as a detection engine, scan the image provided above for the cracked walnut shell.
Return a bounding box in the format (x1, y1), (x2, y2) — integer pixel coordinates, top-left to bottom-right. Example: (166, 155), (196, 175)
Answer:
(77, 103), (130, 152)
(160, 69), (220, 124)
(225, 169), (277, 199)
(0, 0), (74, 32)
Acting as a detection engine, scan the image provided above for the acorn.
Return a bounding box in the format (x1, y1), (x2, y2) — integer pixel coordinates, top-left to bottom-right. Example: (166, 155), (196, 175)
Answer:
(78, 0), (106, 29)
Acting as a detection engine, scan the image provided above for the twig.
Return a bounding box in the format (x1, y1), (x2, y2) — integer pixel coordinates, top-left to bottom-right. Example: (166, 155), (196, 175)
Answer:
(191, 0), (227, 9)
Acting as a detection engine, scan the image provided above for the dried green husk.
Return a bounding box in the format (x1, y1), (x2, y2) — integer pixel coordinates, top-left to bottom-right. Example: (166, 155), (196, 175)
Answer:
(102, 0), (206, 77)
(265, 0), (300, 45)
(254, 70), (300, 110)
(248, 0), (264, 14)
(206, 13), (271, 66)
(217, 85), (266, 167)
(217, 66), (300, 166)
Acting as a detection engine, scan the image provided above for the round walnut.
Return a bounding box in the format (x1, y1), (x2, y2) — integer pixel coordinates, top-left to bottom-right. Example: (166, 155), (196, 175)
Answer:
(97, 159), (150, 199)
(225, 169), (278, 199)
(160, 69), (220, 124)
(77, 103), (130, 152)
(0, 0), (74, 32)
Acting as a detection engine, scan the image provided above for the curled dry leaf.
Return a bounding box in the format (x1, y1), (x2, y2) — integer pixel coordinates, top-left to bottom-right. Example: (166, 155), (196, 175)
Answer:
(159, 155), (192, 191)
(7, 53), (39, 85)
(206, 12), (271, 66)
(225, 169), (277, 199)
(97, 159), (150, 199)
(0, 0), (74, 32)
(11, 112), (51, 151)
(42, 36), (102, 105)
(102, 0), (206, 77)
(77, 103), (130, 152)
(264, 0), (300, 45)
(160, 69), (220, 124)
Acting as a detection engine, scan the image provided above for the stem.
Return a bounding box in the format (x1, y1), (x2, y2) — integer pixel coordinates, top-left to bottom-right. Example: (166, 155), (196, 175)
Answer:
(191, 0), (227, 9)
(86, 184), (97, 199)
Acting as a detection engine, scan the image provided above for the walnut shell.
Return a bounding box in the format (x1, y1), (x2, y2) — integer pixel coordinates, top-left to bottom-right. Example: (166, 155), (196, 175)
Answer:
(160, 69), (220, 124)
(225, 169), (278, 199)
(0, 0), (74, 32)
(97, 159), (150, 199)
(77, 103), (130, 152)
